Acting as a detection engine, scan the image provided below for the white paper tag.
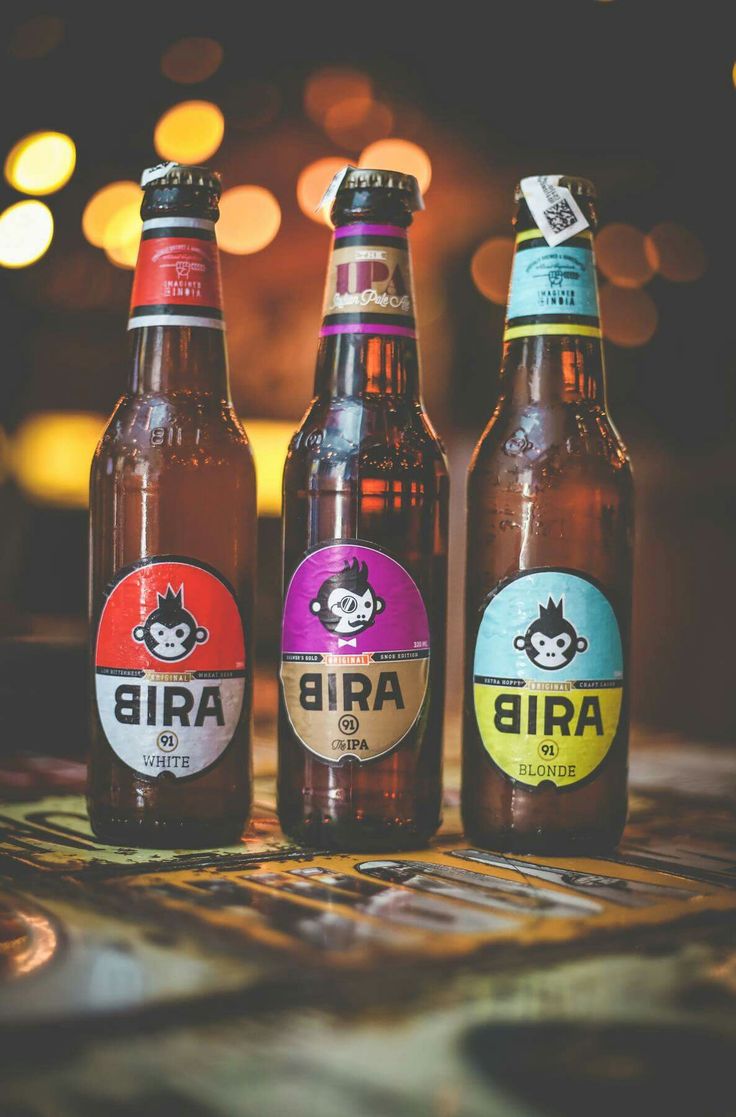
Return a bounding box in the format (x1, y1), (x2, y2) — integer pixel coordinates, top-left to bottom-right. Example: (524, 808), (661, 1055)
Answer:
(317, 165), (357, 214)
(141, 162), (179, 188)
(520, 175), (589, 246)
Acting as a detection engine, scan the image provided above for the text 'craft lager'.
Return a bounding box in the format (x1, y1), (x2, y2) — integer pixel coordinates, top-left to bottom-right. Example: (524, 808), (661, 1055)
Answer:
(87, 164), (256, 848)
(278, 167), (448, 851)
(462, 175), (634, 854)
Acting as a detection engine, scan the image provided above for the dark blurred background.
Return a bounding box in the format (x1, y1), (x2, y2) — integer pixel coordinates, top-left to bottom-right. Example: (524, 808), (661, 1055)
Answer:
(0, 3), (733, 755)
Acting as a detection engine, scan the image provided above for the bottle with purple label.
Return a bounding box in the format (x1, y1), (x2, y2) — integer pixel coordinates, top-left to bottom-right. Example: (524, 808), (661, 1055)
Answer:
(278, 167), (448, 851)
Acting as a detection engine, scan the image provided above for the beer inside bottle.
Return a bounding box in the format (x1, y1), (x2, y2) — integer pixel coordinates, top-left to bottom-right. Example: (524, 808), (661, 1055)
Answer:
(462, 175), (633, 854)
(278, 167), (448, 850)
(87, 163), (256, 848)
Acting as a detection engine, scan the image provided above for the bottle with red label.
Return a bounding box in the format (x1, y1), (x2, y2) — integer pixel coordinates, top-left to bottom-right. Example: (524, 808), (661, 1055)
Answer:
(87, 163), (256, 848)
(278, 167), (448, 850)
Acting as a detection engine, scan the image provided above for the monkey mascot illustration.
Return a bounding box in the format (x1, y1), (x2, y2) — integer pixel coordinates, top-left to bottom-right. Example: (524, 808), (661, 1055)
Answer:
(133, 585), (209, 662)
(310, 558), (385, 644)
(514, 596), (588, 671)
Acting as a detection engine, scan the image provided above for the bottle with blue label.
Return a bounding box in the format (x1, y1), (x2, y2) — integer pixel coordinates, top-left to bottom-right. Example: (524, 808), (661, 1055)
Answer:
(462, 175), (634, 854)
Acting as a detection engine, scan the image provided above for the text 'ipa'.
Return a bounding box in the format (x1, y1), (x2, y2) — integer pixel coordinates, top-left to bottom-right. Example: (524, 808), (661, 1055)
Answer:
(278, 167), (448, 850)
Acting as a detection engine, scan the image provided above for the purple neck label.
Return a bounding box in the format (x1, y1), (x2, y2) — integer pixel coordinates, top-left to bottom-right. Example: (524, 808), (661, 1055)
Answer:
(320, 225), (416, 340)
(281, 542), (430, 764)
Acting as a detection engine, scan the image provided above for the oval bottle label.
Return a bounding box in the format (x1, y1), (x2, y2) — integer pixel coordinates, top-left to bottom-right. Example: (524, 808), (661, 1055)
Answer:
(95, 557), (246, 779)
(281, 541), (430, 763)
(473, 569), (623, 789)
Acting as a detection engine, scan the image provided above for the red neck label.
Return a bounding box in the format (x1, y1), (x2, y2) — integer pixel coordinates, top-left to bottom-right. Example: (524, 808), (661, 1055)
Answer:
(128, 217), (224, 332)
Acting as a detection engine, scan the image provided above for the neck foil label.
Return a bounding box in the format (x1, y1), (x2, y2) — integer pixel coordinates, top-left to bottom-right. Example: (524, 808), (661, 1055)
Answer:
(504, 228), (601, 343)
(320, 224), (416, 339)
(281, 542), (429, 763)
(128, 217), (224, 331)
(473, 570), (624, 789)
(95, 557), (246, 779)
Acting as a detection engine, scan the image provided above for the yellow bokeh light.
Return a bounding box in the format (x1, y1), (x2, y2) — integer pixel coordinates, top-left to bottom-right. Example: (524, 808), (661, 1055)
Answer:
(600, 285), (658, 347)
(11, 412), (105, 508)
(243, 419), (292, 516)
(0, 200), (53, 269)
(471, 237), (514, 305)
(161, 37), (223, 84)
(297, 157), (347, 225)
(103, 202), (142, 269)
(359, 139), (432, 194)
(305, 68), (372, 125)
(5, 131), (76, 196)
(82, 181), (142, 248)
(218, 186), (281, 254)
(324, 97), (394, 151)
(595, 224), (654, 289)
(154, 101), (225, 164)
(644, 222), (706, 283)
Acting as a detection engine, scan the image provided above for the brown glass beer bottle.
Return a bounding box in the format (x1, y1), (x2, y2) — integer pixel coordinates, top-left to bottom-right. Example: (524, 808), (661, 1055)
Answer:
(87, 164), (256, 848)
(462, 175), (633, 854)
(278, 167), (448, 850)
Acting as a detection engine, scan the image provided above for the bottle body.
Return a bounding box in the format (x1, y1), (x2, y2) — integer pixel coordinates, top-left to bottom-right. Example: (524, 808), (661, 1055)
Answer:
(462, 182), (633, 854)
(278, 173), (447, 850)
(87, 166), (256, 848)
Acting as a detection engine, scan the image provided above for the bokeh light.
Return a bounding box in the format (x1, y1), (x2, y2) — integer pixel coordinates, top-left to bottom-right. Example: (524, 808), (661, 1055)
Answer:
(5, 131), (76, 196)
(600, 284), (658, 347)
(305, 68), (372, 125)
(161, 37), (223, 84)
(645, 222), (706, 282)
(359, 139), (432, 194)
(0, 201), (54, 269)
(297, 157), (346, 224)
(8, 15), (64, 60)
(103, 204), (142, 269)
(218, 186), (281, 254)
(471, 237), (514, 304)
(11, 412), (105, 508)
(82, 181), (142, 247)
(324, 98), (394, 151)
(154, 101), (225, 164)
(595, 224), (654, 288)
(243, 419), (292, 516)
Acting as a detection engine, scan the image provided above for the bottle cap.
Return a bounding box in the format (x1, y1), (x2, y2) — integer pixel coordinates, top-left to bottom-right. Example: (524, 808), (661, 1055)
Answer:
(514, 175), (596, 202)
(141, 162), (222, 196)
(319, 164), (424, 213)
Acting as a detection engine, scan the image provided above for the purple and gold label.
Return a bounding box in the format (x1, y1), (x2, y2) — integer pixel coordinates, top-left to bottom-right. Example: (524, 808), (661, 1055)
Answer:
(320, 224), (416, 339)
(281, 541), (430, 763)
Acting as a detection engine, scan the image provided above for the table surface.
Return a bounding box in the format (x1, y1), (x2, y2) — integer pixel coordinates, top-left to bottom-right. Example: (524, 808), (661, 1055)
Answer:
(1, 723), (735, 1117)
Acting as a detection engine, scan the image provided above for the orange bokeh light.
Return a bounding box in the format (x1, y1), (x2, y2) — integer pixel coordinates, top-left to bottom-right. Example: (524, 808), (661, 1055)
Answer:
(154, 101), (225, 164)
(359, 139), (432, 195)
(471, 237), (514, 305)
(161, 37), (223, 84)
(304, 68), (372, 125)
(218, 186), (281, 254)
(297, 157), (347, 225)
(324, 97), (394, 151)
(600, 285), (658, 347)
(644, 222), (706, 282)
(596, 224), (655, 289)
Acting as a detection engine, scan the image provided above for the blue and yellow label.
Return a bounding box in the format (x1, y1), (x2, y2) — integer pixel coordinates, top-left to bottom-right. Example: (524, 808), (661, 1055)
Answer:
(473, 569), (623, 789)
(504, 229), (602, 342)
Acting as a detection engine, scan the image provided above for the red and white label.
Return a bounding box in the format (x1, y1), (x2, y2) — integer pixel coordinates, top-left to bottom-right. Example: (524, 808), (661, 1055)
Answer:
(128, 218), (224, 331)
(95, 558), (246, 779)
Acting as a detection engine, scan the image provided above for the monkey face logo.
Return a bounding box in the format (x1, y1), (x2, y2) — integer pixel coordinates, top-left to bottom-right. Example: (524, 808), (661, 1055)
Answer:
(310, 559), (384, 641)
(513, 597), (588, 671)
(132, 585), (209, 662)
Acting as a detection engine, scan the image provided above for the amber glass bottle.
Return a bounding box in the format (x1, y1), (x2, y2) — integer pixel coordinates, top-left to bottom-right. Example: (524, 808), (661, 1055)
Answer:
(462, 176), (633, 854)
(278, 168), (448, 851)
(87, 164), (256, 848)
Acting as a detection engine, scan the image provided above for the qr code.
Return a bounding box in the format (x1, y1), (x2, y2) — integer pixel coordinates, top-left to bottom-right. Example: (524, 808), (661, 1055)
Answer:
(543, 198), (578, 234)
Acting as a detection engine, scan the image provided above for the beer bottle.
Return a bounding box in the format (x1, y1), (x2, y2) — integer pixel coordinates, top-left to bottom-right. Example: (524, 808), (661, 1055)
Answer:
(87, 164), (256, 848)
(462, 175), (633, 853)
(278, 167), (448, 850)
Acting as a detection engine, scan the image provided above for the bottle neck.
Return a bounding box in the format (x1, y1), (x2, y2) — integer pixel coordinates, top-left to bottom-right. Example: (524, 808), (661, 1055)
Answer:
(127, 213), (230, 398)
(501, 205), (606, 405)
(315, 216), (420, 399)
